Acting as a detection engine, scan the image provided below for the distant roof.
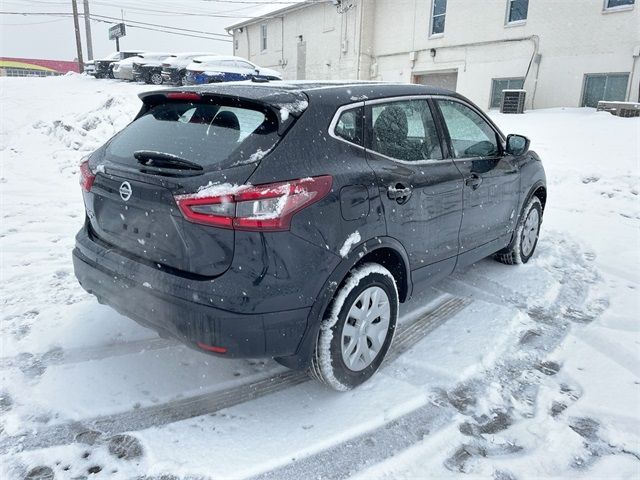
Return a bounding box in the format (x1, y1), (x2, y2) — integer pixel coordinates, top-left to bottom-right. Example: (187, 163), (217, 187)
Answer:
(0, 57), (80, 73)
(226, 0), (327, 31)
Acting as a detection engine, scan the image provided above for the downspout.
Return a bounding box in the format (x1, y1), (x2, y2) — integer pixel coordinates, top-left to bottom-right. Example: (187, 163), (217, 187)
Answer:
(523, 35), (540, 109)
(378, 35), (540, 105)
(281, 16), (285, 70)
(245, 26), (251, 61)
(357, 0), (365, 80)
(628, 45), (640, 102)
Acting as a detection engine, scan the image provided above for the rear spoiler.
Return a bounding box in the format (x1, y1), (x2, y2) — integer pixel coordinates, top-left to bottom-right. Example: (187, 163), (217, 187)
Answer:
(137, 88), (309, 135)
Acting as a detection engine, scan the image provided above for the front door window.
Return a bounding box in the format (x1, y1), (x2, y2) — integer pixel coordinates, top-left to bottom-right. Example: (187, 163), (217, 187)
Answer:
(437, 100), (500, 158)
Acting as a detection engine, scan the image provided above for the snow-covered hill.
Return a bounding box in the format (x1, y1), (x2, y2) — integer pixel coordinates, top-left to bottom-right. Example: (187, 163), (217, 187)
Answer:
(0, 75), (638, 479)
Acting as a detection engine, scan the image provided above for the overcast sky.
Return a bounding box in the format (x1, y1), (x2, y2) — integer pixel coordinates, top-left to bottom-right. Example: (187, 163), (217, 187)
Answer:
(0, 0), (297, 60)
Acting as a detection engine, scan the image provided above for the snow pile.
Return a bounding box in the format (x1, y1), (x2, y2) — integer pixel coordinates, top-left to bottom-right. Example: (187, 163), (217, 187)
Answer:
(190, 182), (248, 199)
(277, 99), (309, 121)
(32, 95), (137, 152)
(0, 76), (638, 480)
(339, 231), (361, 257)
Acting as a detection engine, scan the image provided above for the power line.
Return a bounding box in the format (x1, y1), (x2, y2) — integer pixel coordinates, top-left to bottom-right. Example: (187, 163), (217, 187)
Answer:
(0, 11), (232, 37)
(1, 17), (67, 25)
(0, 11), (234, 42)
(90, 17), (233, 42)
(89, 13), (232, 38)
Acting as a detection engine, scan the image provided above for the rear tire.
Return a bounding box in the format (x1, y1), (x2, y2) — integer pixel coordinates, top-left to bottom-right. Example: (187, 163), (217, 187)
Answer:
(309, 263), (398, 391)
(495, 196), (542, 265)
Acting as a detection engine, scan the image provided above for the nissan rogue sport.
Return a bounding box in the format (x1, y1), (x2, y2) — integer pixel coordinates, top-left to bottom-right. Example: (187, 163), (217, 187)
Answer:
(73, 82), (547, 391)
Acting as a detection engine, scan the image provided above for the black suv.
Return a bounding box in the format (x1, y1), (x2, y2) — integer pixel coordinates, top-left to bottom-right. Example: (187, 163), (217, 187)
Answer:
(73, 82), (546, 391)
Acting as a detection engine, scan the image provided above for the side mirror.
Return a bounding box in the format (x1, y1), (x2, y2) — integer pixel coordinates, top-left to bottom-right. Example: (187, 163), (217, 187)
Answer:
(505, 134), (530, 156)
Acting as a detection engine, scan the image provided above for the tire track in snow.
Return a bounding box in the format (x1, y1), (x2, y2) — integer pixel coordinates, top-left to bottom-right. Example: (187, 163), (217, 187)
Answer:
(247, 238), (601, 480)
(0, 337), (176, 370)
(0, 296), (470, 455)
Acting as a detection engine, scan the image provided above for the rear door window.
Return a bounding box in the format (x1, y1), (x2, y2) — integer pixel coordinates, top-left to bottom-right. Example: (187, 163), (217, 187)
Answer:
(366, 100), (443, 161)
(334, 107), (363, 145)
(105, 101), (279, 169)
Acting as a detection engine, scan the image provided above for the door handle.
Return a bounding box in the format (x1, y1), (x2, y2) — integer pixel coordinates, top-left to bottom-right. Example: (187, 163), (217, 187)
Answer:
(465, 174), (483, 189)
(387, 184), (412, 203)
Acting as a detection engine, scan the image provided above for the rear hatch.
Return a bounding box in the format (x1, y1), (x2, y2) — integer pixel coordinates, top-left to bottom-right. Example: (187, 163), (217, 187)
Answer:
(83, 90), (304, 278)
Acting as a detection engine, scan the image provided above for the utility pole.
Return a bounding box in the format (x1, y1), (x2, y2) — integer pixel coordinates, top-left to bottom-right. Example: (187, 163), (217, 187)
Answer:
(71, 0), (84, 71)
(83, 0), (93, 60)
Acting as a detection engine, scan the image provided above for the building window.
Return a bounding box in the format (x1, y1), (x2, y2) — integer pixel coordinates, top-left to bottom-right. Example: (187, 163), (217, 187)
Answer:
(260, 24), (267, 52)
(430, 0), (447, 36)
(490, 78), (525, 109)
(604, 0), (634, 10)
(581, 73), (630, 107)
(506, 0), (529, 23)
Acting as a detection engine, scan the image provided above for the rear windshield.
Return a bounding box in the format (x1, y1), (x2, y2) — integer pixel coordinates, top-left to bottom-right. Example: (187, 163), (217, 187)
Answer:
(105, 100), (280, 169)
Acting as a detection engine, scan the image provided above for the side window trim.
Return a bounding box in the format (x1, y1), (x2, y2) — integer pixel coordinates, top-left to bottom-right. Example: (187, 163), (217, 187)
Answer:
(432, 96), (506, 159)
(328, 102), (366, 148)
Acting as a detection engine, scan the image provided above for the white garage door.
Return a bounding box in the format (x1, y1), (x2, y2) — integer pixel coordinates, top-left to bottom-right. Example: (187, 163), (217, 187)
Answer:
(415, 71), (458, 91)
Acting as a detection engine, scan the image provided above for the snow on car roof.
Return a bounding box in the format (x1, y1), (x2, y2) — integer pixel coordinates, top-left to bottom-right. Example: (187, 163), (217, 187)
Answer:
(191, 55), (251, 63)
(139, 52), (172, 58)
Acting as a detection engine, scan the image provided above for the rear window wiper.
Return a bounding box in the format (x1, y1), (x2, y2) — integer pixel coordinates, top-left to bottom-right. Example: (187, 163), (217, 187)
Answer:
(134, 151), (203, 171)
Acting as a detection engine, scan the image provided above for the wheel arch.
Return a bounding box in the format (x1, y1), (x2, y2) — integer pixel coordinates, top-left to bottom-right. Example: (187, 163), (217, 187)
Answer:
(499, 180), (547, 255)
(274, 236), (412, 370)
(532, 184), (547, 213)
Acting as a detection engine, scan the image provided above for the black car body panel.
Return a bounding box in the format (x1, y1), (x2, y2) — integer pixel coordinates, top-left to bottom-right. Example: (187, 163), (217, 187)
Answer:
(74, 81), (546, 366)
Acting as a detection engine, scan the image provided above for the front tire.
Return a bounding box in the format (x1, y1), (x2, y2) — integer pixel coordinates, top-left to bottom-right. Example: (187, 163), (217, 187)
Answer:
(495, 196), (542, 265)
(309, 263), (398, 391)
(149, 72), (163, 85)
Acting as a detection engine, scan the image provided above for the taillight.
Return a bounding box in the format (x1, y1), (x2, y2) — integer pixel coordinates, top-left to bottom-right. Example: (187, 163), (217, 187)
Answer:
(79, 159), (95, 192)
(175, 175), (333, 232)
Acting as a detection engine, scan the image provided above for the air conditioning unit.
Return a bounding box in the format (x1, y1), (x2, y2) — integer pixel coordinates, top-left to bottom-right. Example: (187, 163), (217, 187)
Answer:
(501, 89), (526, 114)
(597, 101), (640, 118)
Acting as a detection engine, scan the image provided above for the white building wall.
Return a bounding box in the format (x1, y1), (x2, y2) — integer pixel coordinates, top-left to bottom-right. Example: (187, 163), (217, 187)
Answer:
(372, 0), (640, 108)
(232, 2), (363, 81)
(231, 0), (640, 109)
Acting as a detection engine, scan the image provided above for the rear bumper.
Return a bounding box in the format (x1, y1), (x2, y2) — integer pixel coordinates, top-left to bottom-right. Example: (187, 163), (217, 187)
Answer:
(73, 231), (312, 359)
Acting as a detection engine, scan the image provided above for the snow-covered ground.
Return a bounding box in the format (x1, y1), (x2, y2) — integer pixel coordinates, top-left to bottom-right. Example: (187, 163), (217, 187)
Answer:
(0, 75), (638, 480)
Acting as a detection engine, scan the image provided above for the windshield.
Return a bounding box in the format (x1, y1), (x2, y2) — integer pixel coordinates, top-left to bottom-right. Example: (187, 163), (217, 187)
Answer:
(105, 101), (279, 169)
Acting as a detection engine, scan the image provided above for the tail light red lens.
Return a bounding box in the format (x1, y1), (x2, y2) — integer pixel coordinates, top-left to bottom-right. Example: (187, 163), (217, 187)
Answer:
(175, 175), (333, 232)
(79, 159), (96, 192)
(165, 92), (201, 101)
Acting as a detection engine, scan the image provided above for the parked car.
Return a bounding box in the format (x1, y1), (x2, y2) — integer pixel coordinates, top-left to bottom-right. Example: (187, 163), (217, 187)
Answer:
(83, 60), (96, 77)
(74, 82), (546, 391)
(92, 50), (145, 78)
(112, 55), (142, 81)
(161, 52), (218, 86)
(184, 55), (282, 85)
(131, 52), (173, 85)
